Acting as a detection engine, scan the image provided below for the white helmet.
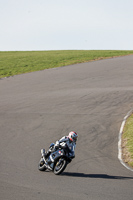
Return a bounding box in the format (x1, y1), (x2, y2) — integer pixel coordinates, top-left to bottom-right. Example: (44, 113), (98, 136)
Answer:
(68, 131), (78, 142)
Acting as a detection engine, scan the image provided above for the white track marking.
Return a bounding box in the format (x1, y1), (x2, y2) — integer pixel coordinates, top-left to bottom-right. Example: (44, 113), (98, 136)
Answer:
(118, 109), (133, 171)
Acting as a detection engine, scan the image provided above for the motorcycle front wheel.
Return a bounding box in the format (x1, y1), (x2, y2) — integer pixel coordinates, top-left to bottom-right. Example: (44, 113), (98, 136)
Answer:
(38, 158), (47, 171)
(54, 158), (67, 175)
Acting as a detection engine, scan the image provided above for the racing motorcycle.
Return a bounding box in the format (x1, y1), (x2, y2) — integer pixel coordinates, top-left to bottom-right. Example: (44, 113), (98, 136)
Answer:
(38, 143), (74, 175)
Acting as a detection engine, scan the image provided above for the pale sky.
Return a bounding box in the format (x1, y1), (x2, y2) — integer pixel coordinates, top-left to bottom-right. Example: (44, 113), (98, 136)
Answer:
(0, 0), (133, 51)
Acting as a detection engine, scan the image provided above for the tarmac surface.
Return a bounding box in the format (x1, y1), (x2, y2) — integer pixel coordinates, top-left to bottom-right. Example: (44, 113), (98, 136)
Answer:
(0, 55), (133, 200)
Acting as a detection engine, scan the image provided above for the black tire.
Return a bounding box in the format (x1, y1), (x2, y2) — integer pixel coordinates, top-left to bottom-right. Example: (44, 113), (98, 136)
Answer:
(54, 158), (67, 175)
(38, 158), (47, 171)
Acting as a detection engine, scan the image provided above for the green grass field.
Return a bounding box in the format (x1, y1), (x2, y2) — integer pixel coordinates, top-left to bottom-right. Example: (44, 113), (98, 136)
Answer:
(122, 114), (133, 168)
(0, 50), (133, 78)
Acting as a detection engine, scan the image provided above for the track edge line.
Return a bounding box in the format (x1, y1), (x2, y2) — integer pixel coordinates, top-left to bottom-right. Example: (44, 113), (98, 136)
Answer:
(118, 109), (133, 172)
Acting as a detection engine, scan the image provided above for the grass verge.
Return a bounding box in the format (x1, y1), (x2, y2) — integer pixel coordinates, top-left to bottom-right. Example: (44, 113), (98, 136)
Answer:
(0, 50), (133, 78)
(122, 113), (133, 168)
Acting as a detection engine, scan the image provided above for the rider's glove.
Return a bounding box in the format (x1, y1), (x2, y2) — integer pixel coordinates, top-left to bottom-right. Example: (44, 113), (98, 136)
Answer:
(54, 141), (59, 149)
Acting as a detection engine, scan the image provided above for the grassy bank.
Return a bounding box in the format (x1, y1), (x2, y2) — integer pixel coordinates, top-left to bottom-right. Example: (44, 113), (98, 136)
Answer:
(122, 114), (133, 168)
(0, 50), (133, 78)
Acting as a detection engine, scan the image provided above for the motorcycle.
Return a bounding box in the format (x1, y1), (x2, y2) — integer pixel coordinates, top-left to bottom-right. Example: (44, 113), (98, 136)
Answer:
(38, 143), (74, 175)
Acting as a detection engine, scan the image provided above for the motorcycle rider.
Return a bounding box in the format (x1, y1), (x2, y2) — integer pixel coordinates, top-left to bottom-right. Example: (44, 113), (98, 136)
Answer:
(44, 131), (78, 161)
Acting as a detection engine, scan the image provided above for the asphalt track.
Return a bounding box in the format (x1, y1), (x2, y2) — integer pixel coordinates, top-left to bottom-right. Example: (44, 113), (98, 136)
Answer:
(0, 55), (133, 200)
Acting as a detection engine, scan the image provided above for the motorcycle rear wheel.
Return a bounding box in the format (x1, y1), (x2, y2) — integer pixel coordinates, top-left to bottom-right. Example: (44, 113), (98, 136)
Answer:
(54, 158), (67, 175)
(38, 158), (47, 171)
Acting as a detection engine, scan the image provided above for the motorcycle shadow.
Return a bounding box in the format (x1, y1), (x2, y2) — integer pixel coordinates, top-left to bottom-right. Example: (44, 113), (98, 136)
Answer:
(61, 172), (133, 180)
